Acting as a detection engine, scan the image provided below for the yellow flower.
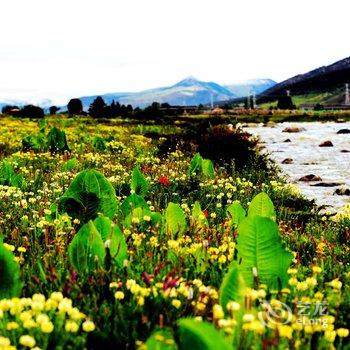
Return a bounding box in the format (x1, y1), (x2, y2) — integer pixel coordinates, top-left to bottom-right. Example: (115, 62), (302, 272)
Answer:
(0, 337), (10, 347)
(337, 328), (349, 337)
(19, 335), (36, 348)
(41, 321), (54, 333)
(171, 299), (181, 309)
(312, 266), (322, 274)
(82, 320), (95, 332)
(115, 291), (125, 300)
(287, 268), (298, 275)
(288, 277), (298, 286)
(6, 321), (19, 330)
(278, 324), (293, 339)
(18, 246), (27, 253)
(243, 314), (255, 322)
(65, 320), (79, 333)
(227, 301), (240, 312)
(296, 281), (308, 291)
(212, 304), (224, 319)
(328, 279), (342, 290)
(324, 330), (336, 342)
(306, 277), (317, 287)
(218, 255), (227, 264)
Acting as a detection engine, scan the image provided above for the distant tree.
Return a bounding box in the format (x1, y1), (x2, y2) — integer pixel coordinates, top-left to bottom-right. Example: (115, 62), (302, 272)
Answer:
(277, 95), (296, 110)
(18, 105), (44, 118)
(314, 103), (324, 111)
(89, 96), (106, 118)
(244, 96), (251, 109)
(67, 98), (83, 115)
(1, 105), (20, 115)
(49, 106), (60, 115)
(160, 103), (171, 108)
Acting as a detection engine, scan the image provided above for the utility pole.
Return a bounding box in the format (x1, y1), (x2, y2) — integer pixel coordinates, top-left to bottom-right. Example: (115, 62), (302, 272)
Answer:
(210, 94), (214, 109)
(252, 91), (256, 109)
(345, 84), (350, 105)
(286, 90), (290, 97)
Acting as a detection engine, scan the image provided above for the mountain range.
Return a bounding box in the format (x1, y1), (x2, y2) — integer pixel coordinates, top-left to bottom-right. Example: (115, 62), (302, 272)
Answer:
(258, 56), (350, 105)
(77, 77), (276, 109)
(0, 78), (276, 110)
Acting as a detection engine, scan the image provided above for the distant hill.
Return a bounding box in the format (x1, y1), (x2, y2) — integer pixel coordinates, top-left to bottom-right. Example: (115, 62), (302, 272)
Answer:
(224, 79), (276, 97)
(78, 77), (237, 109)
(258, 56), (350, 105)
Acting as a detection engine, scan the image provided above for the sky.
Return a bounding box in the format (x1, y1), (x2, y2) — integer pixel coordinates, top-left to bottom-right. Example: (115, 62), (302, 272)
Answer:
(0, 0), (349, 105)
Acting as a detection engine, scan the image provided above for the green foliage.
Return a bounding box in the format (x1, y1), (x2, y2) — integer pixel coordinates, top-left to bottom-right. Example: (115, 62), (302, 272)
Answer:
(191, 201), (208, 228)
(62, 158), (78, 172)
(0, 240), (22, 298)
(0, 161), (26, 189)
(144, 329), (177, 350)
(187, 153), (215, 179)
(219, 262), (245, 313)
(248, 192), (276, 220)
(68, 221), (106, 273)
(22, 133), (46, 152)
(47, 127), (70, 153)
(226, 201), (246, 229)
(178, 319), (231, 350)
(131, 167), (149, 197)
(59, 169), (118, 224)
(237, 216), (293, 289)
(120, 194), (149, 218)
(92, 216), (127, 267)
(92, 136), (106, 151)
(165, 203), (186, 237)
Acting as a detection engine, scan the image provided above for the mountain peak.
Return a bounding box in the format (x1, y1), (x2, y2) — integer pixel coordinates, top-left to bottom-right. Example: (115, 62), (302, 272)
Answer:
(176, 76), (200, 85)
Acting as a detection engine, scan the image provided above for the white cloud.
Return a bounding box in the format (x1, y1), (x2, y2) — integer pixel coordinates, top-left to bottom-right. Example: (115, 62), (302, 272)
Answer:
(0, 0), (349, 104)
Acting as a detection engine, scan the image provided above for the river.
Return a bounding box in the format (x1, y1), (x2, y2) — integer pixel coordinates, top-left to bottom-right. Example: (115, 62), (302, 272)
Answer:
(244, 122), (350, 211)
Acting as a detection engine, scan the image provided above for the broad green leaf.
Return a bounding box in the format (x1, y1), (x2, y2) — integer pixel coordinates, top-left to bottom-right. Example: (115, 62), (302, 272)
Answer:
(93, 216), (127, 267)
(131, 167), (149, 197)
(191, 201), (208, 228)
(201, 159), (215, 179)
(226, 201), (246, 228)
(47, 127), (69, 153)
(248, 192), (276, 221)
(219, 261), (245, 313)
(68, 221), (106, 273)
(187, 153), (203, 177)
(0, 241), (22, 298)
(178, 319), (231, 350)
(62, 158), (78, 172)
(59, 169), (118, 223)
(237, 216), (293, 289)
(92, 136), (106, 151)
(144, 329), (177, 350)
(121, 194), (149, 218)
(165, 203), (186, 237)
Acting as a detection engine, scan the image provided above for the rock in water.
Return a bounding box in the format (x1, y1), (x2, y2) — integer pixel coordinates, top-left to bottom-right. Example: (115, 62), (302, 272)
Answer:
(282, 158), (293, 164)
(334, 188), (350, 196)
(319, 141), (333, 147)
(299, 174), (322, 182)
(282, 127), (305, 133)
(283, 138), (291, 143)
(337, 129), (350, 134)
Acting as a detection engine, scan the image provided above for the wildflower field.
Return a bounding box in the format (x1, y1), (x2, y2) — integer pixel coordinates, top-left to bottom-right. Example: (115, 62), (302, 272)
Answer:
(0, 115), (349, 350)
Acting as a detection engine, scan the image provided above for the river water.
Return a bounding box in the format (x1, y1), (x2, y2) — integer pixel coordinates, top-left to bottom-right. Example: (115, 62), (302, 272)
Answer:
(244, 122), (350, 211)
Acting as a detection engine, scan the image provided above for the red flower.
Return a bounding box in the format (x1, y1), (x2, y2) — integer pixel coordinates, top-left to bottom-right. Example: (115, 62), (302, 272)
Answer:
(203, 209), (209, 218)
(159, 176), (169, 186)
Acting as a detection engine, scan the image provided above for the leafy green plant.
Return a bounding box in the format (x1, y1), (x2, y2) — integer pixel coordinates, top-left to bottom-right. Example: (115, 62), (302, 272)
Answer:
(62, 158), (78, 172)
(131, 167), (149, 197)
(47, 127), (70, 153)
(187, 153), (215, 179)
(226, 201), (246, 229)
(144, 329), (177, 350)
(247, 192), (276, 221)
(59, 169), (118, 223)
(0, 160), (26, 189)
(236, 215), (293, 289)
(0, 240), (22, 298)
(191, 201), (208, 228)
(164, 203), (186, 237)
(68, 221), (106, 274)
(178, 319), (231, 350)
(92, 136), (106, 151)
